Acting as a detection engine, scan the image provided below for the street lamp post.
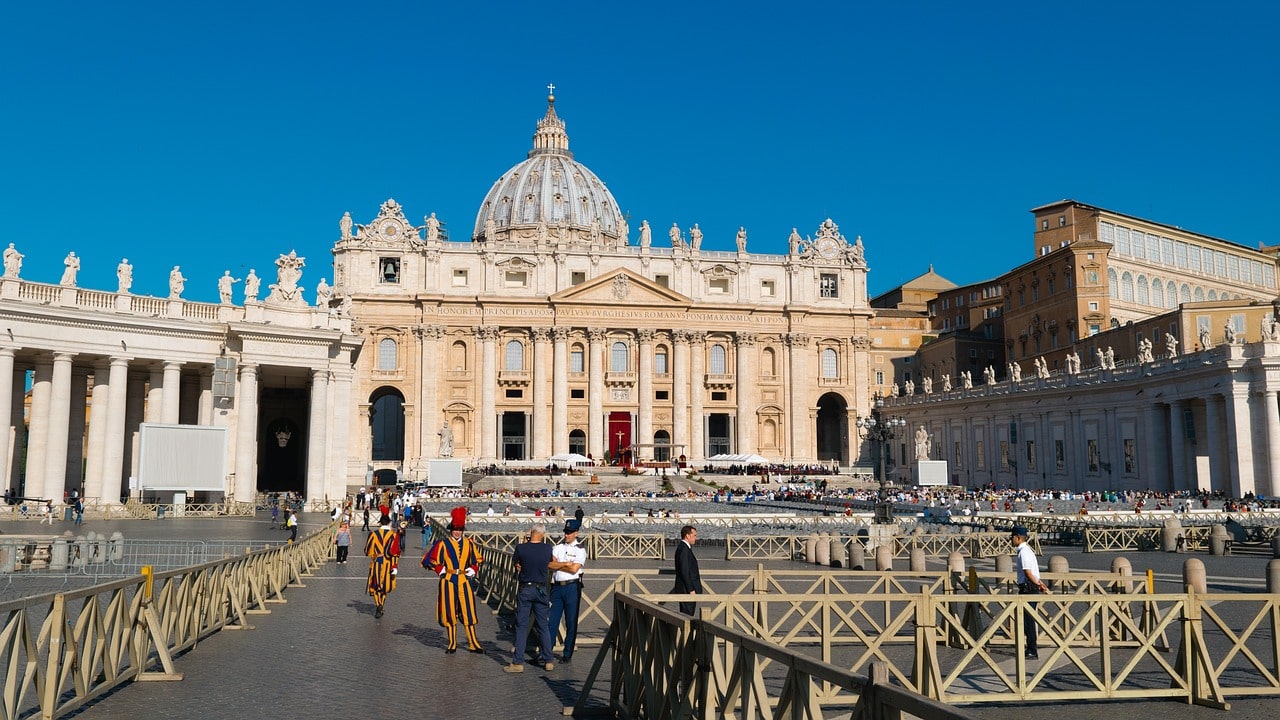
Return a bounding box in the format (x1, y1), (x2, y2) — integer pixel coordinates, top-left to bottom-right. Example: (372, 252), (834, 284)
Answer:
(856, 394), (907, 524)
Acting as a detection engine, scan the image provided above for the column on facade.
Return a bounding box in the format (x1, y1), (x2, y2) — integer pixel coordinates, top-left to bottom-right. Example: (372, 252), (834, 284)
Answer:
(531, 328), (551, 460)
(689, 331), (706, 463)
(24, 360), (53, 499)
(1202, 395), (1222, 493)
(637, 329), (654, 460)
(1223, 390), (1255, 497)
(160, 361), (182, 424)
(99, 357), (131, 504)
(8, 367), (25, 491)
(197, 371), (214, 425)
(41, 353), (75, 499)
(179, 374), (199, 425)
(328, 371), (353, 500)
(124, 373), (146, 483)
(1264, 391), (1280, 498)
(551, 328), (569, 456)
(477, 326), (498, 463)
(83, 363), (110, 501)
(786, 333), (811, 464)
(1143, 402), (1169, 492)
(587, 327), (606, 460)
(66, 368), (89, 493)
(1167, 401), (1187, 492)
(233, 363), (259, 504)
(672, 331), (689, 461)
(418, 325), (442, 461)
(0, 349), (13, 495)
(306, 368), (329, 502)
(735, 332), (755, 455)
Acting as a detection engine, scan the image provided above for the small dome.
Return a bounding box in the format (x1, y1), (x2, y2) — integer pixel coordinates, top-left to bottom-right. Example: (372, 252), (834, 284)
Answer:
(473, 94), (625, 244)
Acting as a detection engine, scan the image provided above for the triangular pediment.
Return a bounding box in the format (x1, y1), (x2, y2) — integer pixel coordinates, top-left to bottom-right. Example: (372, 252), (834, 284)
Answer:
(549, 268), (692, 307)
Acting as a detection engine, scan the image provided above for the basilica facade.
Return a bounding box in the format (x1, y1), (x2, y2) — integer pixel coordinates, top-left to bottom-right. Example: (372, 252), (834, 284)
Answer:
(335, 95), (876, 480)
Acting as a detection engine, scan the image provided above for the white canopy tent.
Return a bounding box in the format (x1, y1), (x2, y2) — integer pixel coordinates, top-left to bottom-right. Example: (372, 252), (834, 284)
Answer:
(705, 453), (770, 465)
(549, 452), (595, 467)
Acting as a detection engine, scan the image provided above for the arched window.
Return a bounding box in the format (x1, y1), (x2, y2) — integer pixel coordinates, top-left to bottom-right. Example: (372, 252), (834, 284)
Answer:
(821, 347), (838, 378)
(1151, 278), (1164, 308)
(1136, 275), (1149, 305)
(378, 338), (397, 371)
(655, 346), (669, 375)
(653, 430), (671, 462)
(504, 340), (523, 371)
(1108, 268), (1119, 299)
(1180, 284), (1191, 304)
(709, 344), (727, 374)
(1194, 287), (1205, 302)
(1168, 281), (1178, 307)
(761, 347), (777, 376)
(568, 429), (587, 456)
(570, 344), (585, 373)
(1120, 272), (1134, 302)
(611, 341), (628, 372)
(1207, 289), (1218, 301)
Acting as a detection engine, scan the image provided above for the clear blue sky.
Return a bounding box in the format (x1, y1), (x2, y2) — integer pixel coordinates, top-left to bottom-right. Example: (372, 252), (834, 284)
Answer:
(2, 2), (1276, 303)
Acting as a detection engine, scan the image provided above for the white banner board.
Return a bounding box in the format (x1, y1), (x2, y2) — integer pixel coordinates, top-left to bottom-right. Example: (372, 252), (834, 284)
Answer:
(138, 423), (228, 492)
(427, 459), (463, 487)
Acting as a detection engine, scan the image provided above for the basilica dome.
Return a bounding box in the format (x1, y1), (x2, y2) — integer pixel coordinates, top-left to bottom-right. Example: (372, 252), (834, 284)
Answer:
(472, 94), (627, 244)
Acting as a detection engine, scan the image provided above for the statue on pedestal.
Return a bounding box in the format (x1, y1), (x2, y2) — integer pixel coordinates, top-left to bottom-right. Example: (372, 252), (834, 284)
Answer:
(961, 371), (972, 390)
(914, 426), (931, 462)
(669, 223), (683, 248)
(217, 270), (240, 304)
(244, 269), (260, 302)
(425, 212), (440, 243)
(340, 211), (353, 241)
(904, 380), (915, 396)
(1165, 332), (1179, 358)
(942, 374), (952, 392)
(3, 244), (23, 279)
(60, 252), (80, 287)
(736, 226), (747, 253)
(266, 250), (306, 306)
(1095, 348), (1106, 369)
(922, 376), (932, 394)
(788, 228), (801, 255)
(1198, 327), (1211, 350)
(689, 224), (703, 251)
(638, 220), (651, 248)
(438, 423), (454, 458)
(117, 259), (133, 294)
(168, 266), (186, 299)
(1105, 346), (1116, 369)
(315, 278), (332, 308)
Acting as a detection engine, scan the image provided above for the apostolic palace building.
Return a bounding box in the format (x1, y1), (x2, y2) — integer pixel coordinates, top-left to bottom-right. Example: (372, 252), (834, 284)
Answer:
(2, 92), (1279, 505)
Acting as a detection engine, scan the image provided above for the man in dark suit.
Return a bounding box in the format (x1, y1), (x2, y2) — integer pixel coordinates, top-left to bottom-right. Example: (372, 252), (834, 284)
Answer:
(673, 525), (702, 616)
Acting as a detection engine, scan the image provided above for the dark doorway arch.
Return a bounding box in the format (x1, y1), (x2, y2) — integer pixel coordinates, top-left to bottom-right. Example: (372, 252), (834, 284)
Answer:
(370, 387), (405, 461)
(568, 429), (587, 457)
(815, 392), (848, 464)
(653, 430), (671, 462)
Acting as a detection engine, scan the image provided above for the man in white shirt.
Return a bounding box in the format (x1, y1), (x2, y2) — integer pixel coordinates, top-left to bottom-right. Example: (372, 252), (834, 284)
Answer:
(1012, 526), (1047, 659)
(549, 519), (587, 662)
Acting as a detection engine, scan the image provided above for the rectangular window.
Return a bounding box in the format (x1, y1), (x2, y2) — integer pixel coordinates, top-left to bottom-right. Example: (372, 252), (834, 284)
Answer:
(1000, 441), (1010, 470)
(975, 440), (985, 470)
(953, 441), (963, 469)
(1227, 254), (1240, 281)
(504, 270), (528, 288)
(570, 388), (585, 399)
(656, 390), (669, 400)
(1215, 251), (1227, 277)
(819, 273), (839, 298)
(1232, 313), (1246, 334)
(1059, 216), (1066, 227)
(570, 350), (584, 373)
(1188, 246), (1202, 272)
(655, 274), (670, 288)
(968, 349), (978, 358)
(1183, 407), (1195, 441)
(571, 271), (586, 285)
(1087, 439), (1099, 472)
(761, 280), (775, 297)
(709, 278), (730, 294)
(875, 370), (884, 384)
(655, 351), (668, 375)
(1124, 438), (1136, 473)
(1175, 241), (1188, 268)
(452, 268), (468, 287)
(378, 339), (396, 370)
(1162, 237), (1174, 266)
(1055, 439), (1065, 471)
(711, 391), (727, 401)
(1089, 324), (1101, 336)
(504, 389), (522, 399)
(1026, 441), (1036, 472)
(1089, 301), (1099, 311)
(1099, 221), (1114, 244)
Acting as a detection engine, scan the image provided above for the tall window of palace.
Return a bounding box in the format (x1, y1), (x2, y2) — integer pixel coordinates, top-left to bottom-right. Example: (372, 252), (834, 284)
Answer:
(821, 347), (838, 378)
(504, 340), (524, 371)
(611, 341), (628, 372)
(709, 344), (727, 374)
(1136, 276), (1149, 305)
(378, 338), (397, 371)
(655, 346), (669, 375)
(1120, 272), (1134, 302)
(1152, 277), (1165, 308)
(450, 341), (468, 372)
(1108, 269), (1119, 299)
(570, 344), (585, 373)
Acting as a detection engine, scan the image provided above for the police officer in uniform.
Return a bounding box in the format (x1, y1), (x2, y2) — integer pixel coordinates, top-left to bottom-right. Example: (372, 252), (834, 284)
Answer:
(549, 518), (587, 662)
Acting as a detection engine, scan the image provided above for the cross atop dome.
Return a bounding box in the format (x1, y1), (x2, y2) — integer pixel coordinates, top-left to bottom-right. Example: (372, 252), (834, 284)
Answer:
(531, 84), (570, 157)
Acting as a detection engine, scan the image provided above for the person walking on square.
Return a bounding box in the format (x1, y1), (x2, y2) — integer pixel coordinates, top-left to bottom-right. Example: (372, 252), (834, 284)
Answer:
(424, 507), (485, 653)
(334, 521), (352, 563)
(40, 500), (55, 525)
(285, 508), (298, 543)
(1012, 526), (1047, 659)
(362, 505), (371, 532)
(673, 525), (702, 616)
(504, 523), (556, 673)
(549, 518), (587, 662)
(364, 514), (400, 618)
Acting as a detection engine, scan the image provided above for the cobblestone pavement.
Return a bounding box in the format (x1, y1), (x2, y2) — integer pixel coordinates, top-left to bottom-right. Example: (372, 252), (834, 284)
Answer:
(14, 513), (1277, 719)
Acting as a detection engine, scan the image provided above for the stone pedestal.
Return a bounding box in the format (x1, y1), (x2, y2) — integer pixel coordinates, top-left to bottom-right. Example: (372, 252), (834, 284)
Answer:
(865, 523), (897, 553)
(914, 460), (949, 486)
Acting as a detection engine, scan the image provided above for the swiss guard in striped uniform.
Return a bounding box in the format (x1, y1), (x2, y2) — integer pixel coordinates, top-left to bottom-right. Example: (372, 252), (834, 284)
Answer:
(365, 513), (400, 619)
(424, 506), (484, 653)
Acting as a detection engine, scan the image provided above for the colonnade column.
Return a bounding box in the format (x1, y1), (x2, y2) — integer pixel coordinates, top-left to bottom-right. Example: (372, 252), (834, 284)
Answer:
(100, 357), (131, 504)
(1224, 390), (1255, 497)
(1202, 395), (1221, 493)
(689, 332), (706, 463)
(83, 362), (110, 501)
(1264, 390), (1280, 498)
(306, 368), (328, 502)
(1143, 402), (1169, 492)
(735, 332), (755, 454)
(8, 367), (25, 491)
(672, 331), (689, 460)
(786, 333), (811, 464)
(552, 328), (569, 455)
(587, 328), (606, 460)
(531, 328), (551, 460)
(477, 326), (498, 464)
(159, 361), (181, 424)
(328, 371), (352, 500)
(637, 329), (654, 461)
(233, 363), (259, 504)
(1168, 401), (1188, 492)
(43, 353), (75, 499)
(125, 373), (146, 483)
(66, 368), (89, 493)
(24, 360), (53, 499)
(197, 371), (213, 425)
(0, 349), (13, 494)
